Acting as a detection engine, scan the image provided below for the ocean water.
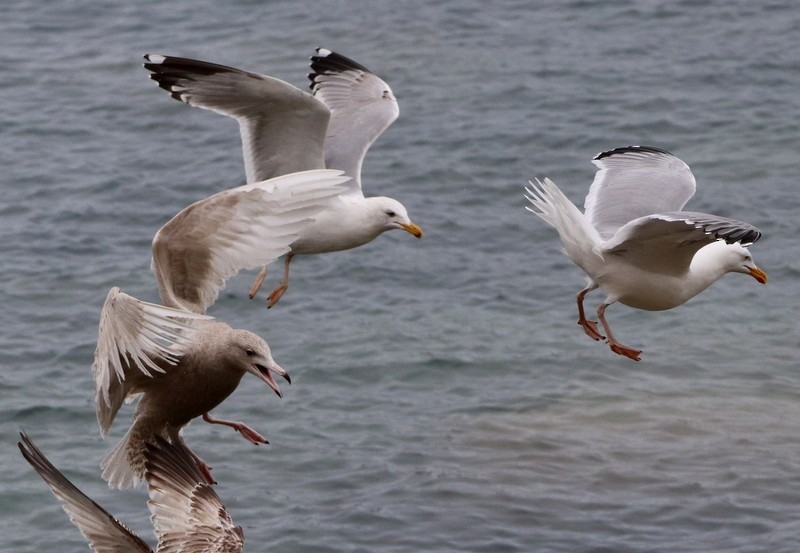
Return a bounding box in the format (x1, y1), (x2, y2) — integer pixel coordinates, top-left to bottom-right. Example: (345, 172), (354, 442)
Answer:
(2, 1), (799, 551)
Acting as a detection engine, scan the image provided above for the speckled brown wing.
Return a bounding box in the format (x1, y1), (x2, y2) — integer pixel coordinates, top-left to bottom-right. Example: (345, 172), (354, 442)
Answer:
(145, 437), (244, 553)
(19, 433), (154, 553)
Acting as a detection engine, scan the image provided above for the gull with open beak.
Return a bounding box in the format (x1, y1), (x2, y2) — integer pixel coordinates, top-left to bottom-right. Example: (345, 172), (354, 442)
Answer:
(94, 169), (349, 488)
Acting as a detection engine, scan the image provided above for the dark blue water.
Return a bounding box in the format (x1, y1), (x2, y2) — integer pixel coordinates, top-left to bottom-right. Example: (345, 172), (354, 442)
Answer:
(2, 1), (799, 552)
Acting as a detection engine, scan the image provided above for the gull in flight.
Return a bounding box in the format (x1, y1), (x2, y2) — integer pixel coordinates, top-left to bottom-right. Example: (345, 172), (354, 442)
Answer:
(19, 432), (245, 553)
(94, 169), (347, 487)
(143, 48), (422, 308)
(525, 146), (767, 361)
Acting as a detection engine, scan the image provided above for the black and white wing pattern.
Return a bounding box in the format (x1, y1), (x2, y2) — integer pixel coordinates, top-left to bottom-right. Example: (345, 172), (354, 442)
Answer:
(151, 169), (349, 314)
(601, 211), (762, 275)
(309, 48), (399, 195)
(93, 287), (211, 436)
(584, 146), (697, 240)
(144, 54), (329, 183)
(19, 433), (154, 553)
(145, 438), (243, 553)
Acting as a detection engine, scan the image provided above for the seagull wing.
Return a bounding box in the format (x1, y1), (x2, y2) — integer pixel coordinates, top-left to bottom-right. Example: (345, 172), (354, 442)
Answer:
(92, 287), (211, 437)
(602, 211), (762, 275)
(143, 54), (330, 183)
(19, 433), (154, 553)
(151, 169), (349, 314)
(145, 438), (243, 553)
(584, 146), (697, 239)
(309, 48), (399, 196)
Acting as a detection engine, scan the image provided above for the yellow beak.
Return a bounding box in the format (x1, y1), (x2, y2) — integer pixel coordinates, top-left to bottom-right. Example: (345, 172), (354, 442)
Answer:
(399, 222), (423, 238)
(748, 266), (768, 284)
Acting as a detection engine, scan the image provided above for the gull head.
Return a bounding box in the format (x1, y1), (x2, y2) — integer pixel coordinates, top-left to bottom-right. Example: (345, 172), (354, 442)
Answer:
(723, 242), (767, 284)
(229, 331), (290, 398)
(368, 197), (423, 238)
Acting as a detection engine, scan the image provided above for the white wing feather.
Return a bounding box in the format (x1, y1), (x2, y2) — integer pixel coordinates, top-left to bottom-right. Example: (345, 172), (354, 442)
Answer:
(92, 287), (210, 436)
(584, 146), (696, 239)
(151, 169), (349, 314)
(143, 54), (329, 183)
(310, 48), (399, 195)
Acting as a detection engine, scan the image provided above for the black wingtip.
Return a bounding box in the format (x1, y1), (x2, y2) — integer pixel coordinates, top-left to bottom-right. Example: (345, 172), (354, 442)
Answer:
(308, 48), (371, 89)
(593, 145), (674, 161)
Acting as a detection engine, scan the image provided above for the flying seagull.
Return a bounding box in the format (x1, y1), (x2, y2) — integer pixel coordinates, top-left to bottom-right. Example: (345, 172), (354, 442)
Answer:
(143, 48), (422, 308)
(524, 146), (766, 361)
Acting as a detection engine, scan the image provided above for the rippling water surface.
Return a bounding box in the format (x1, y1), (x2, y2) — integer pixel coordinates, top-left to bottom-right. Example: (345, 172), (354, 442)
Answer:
(2, 1), (799, 552)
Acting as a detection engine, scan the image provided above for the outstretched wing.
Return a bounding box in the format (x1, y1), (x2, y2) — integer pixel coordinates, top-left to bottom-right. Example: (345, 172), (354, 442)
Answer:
(584, 146), (697, 239)
(145, 437), (243, 553)
(143, 54), (329, 183)
(309, 48), (399, 196)
(92, 287), (211, 436)
(602, 211), (762, 275)
(151, 169), (349, 314)
(19, 433), (154, 553)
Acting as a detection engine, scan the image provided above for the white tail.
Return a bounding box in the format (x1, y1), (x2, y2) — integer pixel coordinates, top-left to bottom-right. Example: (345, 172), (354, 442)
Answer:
(524, 178), (604, 273)
(101, 422), (145, 489)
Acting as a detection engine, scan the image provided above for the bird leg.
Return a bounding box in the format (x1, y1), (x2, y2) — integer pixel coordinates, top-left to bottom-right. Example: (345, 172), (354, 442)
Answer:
(169, 429), (216, 485)
(202, 412), (268, 445)
(248, 265), (268, 299)
(266, 254), (294, 309)
(596, 302), (641, 361)
(576, 284), (604, 341)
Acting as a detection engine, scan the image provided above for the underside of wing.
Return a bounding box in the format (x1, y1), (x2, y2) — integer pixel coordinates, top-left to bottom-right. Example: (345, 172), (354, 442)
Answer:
(143, 54), (329, 183)
(92, 288), (210, 436)
(584, 146), (697, 239)
(602, 211), (762, 275)
(19, 433), (154, 553)
(152, 169), (349, 314)
(145, 437), (243, 553)
(309, 48), (399, 194)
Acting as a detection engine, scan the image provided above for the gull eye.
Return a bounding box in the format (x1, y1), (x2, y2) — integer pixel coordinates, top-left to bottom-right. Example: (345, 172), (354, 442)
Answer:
(385, 210), (396, 217)
(245, 349), (255, 357)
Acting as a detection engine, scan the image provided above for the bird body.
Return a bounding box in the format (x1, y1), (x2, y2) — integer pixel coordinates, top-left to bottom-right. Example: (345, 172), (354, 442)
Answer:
(525, 146), (766, 360)
(95, 289), (287, 489)
(143, 49), (422, 307)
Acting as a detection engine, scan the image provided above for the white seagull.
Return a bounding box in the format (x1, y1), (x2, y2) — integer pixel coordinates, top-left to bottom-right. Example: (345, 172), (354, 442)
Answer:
(94, 169), (348, 487)
(143, 48), (422, 308)
(525, 146), (767, 361)
(19, 433), (245, 553)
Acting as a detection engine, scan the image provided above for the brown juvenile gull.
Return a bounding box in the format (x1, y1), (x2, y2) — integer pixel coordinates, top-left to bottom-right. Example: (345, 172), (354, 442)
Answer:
(524, 146), (767, 361)
(94, 169), (348, 488)
(143, 48), (423, 308)
(19, 432), (245, 553)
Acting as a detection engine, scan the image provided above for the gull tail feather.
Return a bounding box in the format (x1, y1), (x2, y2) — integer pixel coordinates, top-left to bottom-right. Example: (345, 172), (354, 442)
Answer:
(101, 423), (145, 489)
(524, 178), (604, 270)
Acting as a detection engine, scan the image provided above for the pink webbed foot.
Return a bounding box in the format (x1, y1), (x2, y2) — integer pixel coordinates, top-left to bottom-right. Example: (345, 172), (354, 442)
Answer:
(202, 412), (269, 445)
(266, 284), (288, 309)
(578, 318), (606, 341)
(233, 423), (269, 446)
(609, 341), (642, 362)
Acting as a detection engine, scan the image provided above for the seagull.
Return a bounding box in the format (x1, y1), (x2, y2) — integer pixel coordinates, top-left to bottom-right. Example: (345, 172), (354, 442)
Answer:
(143, 48), (423, 308)
(524, 146), (767, 361)
(94, 169), (348, 487)
(19, 432), (245, 553)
